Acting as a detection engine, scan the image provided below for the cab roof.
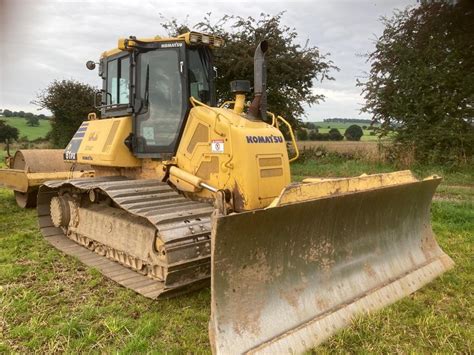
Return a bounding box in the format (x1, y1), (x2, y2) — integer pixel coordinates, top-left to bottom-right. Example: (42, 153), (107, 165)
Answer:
(101, 32), (224, 58)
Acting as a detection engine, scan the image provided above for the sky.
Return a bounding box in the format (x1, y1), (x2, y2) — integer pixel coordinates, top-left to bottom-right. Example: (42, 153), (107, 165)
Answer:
(0, 0), (417, 121)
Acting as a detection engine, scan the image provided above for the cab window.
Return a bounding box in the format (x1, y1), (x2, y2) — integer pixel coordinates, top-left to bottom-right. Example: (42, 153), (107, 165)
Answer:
(107, 56), (130, 105)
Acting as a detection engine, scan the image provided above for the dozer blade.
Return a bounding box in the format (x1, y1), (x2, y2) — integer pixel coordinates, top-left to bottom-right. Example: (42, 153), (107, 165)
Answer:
(209, 171), (454, 354)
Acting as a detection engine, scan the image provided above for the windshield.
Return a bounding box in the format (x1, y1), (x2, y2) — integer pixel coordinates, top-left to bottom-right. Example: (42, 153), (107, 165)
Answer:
(136, 49), (184, 150)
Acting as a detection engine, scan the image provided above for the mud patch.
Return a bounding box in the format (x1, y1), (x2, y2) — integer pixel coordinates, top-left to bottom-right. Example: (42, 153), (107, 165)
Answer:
(306, 239), (335, 272)
(280, 284), (306, 309)
(363, 263), (377, 279)
(223, 250), (281, 337)
(420, 230), (438, 259)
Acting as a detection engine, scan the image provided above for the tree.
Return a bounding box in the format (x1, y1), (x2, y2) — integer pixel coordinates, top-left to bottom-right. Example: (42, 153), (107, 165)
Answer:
(33, 80), (97, 147)
(359, 0), (474, 164)
(308, 130), (318, 140)
(344, 125), (363, 141)
(161, 12), (338, 126)
(297, 129), (308, 141)
(328, 128), (343, 141)
(0, 120), (19, 156)
(26, 115), (40, 127)
(305, 122), (317, 130)
(3, 109), (12, 117)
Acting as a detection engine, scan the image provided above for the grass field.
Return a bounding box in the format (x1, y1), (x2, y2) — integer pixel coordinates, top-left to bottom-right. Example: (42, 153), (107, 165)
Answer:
(3, 117), (51, 141)
(0, 157), (472, 353)
(307, 121), (380, 141)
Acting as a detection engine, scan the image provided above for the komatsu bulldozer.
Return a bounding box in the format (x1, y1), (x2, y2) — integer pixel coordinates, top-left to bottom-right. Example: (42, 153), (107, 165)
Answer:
(31, 32), (453, 353)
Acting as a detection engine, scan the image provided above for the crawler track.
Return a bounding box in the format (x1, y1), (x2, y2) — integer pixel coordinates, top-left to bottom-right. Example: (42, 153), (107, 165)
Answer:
(38, 177), (214, 299)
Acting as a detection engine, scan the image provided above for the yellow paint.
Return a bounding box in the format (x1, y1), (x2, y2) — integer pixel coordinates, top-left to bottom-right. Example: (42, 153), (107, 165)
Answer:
(233, 94), (246, 114)
(0, 169), (93, 192)
(269, 170), (435, 208)
(175, 99), (291, 210)
(102, 32), (224, 58)
(72, 116), (141, 167)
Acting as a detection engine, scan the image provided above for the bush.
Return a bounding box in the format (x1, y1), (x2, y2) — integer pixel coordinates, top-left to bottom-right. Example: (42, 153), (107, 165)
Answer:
(34, 79), (98, 148)
(344, 125), (363, 141)
(26, 115), (40, 127)
(297, 129), (308, 141)
(359, 1), (474, 164)
(308, 130), (318, 141)
(299, 146), (328, 160)
(328, 128), (344, 141)
(311, 132), (330, 141)
(305, 122), (317, 130)
(0, 120), (19, 155)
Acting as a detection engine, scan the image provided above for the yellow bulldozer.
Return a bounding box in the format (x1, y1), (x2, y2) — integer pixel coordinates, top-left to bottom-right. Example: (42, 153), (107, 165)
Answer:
(1, 32), (453, 353)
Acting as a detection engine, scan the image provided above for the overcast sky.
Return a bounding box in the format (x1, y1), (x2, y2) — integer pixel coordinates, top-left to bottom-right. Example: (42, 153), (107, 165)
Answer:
(0, 0), (417, 120)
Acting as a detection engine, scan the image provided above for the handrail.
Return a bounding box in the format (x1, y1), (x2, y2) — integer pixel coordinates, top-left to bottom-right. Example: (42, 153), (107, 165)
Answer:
(276, 115), (299, 162)
(190, 96), (213, 109)
(220, 100), (235, 108)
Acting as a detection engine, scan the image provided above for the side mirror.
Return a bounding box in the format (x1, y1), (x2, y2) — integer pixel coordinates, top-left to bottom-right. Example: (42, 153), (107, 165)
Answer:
(86, 60), (96, 70)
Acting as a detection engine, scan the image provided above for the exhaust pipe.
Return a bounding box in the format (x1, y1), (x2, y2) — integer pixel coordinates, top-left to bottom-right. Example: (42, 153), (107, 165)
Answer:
(247, 40), (268, 120)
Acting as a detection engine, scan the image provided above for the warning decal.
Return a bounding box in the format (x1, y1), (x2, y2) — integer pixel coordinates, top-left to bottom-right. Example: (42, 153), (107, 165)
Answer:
(211, 139), (225, 153)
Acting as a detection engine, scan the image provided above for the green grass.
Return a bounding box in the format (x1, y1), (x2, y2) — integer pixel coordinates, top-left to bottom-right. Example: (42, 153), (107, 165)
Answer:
(0, 189), (211, 352)
(3, 117), (51, 141)
(0, 157), (472, 352)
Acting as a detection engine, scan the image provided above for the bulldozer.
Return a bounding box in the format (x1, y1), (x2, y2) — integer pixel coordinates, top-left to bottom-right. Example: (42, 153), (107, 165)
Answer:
(27, 32), (453, 353)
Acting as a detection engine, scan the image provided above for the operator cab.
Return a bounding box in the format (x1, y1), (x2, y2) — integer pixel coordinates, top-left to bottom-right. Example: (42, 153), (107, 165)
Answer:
(95, 32), (222, 158)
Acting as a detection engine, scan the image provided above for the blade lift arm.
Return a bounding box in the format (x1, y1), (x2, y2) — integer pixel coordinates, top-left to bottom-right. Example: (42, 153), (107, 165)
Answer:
(168, 166), (230, 215)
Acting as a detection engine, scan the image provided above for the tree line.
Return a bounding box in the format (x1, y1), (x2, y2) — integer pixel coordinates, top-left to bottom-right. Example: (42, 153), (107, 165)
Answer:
(2, 4), (472, 165)
(323, 118), (373, 124)
(297, 125), (364, 142)
(0, 109), (49, 127)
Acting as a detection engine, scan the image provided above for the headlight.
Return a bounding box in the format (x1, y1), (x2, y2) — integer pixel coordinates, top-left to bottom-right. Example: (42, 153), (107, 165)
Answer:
(190, 33), (200, 43)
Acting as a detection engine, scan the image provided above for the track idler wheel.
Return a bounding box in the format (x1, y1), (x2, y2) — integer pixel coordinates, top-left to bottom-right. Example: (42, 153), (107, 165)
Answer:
(50, 196), (72, 228)
(14, 190), (37, 208)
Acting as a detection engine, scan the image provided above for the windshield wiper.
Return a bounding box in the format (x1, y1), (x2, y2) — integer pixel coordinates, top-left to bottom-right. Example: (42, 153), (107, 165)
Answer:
(137, 64), (150, 114)
(144, 64), (150, 108)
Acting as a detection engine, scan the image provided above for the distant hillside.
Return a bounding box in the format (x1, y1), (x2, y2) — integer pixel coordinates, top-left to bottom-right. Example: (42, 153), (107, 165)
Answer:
(302, 121), (380, 141)
(323, 118), (373, 124)
(2, 117), (51, 141)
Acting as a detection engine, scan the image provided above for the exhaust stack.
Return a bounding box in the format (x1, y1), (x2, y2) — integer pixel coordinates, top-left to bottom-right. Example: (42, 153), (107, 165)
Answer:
(247, 40), (268, 120)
